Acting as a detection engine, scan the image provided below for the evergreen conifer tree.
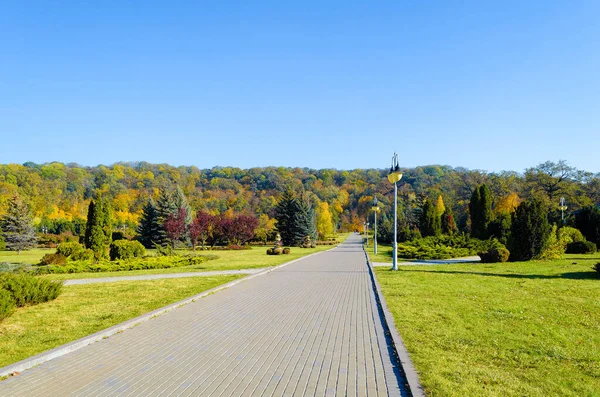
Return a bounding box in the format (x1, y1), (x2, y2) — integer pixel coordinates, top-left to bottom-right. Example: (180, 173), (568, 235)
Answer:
(508, 199), (551, 261)
(419, 199), (441, 237)
(0, 195), (37, 254)
(275, 190), (316, 246)
(137, 198), (162, 248)
(173, 186), (193, 226)
(470, 184), (493, 239)
(84, 196), (113, 259)
(441, 208), (457, 235)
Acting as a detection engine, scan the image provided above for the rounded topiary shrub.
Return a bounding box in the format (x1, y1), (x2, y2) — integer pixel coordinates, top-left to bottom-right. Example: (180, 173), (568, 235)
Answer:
(109, 240), (146, 261)
(566, 241), (597, 254)
(478, 247), (510, 263)
(266, 248), (274, 255)
(273, 247), (283, 255)
(0, 289), (16, 322)
(283, 248), (291, 254)
(56, 242), (86, 258)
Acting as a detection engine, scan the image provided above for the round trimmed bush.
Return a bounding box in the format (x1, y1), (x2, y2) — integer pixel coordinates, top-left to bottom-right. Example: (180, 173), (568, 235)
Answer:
(566, 241), (597, 254)
(56, 242), (86, 258)
(283, 248), (291, 254)
(273, 247), (283, 255)
(478, 247), (510, 263)
(109, 240), (146, 261)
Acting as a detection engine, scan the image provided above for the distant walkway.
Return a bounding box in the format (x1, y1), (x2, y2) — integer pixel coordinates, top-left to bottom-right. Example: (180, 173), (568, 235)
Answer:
(1, 234), (408, 396)
(63, 269), (266, 286)
(372, 255), (480, 267)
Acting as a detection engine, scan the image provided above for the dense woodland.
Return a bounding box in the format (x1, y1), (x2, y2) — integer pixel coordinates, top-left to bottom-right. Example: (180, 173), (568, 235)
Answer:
(0, 160), (599, 241)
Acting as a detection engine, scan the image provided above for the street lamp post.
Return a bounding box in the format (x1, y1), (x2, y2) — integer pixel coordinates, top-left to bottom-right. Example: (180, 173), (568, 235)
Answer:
(387, 153), (403, 271)
(372, 197), (379, 255)
(559, 197), (568, 224)
(365, 222), (369, 247)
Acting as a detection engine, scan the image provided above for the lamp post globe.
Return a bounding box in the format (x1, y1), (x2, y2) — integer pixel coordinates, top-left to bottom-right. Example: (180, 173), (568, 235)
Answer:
(388, 153), (403, 271)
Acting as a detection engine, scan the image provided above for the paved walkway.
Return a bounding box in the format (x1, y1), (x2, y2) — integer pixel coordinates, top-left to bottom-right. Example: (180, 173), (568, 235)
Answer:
(63, 269), (265, 286)
(0, 235), (408, 396)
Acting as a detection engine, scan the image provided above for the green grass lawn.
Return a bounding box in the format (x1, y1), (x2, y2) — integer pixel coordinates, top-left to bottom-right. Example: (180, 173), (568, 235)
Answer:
(366, 242), (394, 263)
(375, 255), (600, 396)
(0, 249), (53, 266)
(41, 244), (336, 281)
(0, 275), (243, 368)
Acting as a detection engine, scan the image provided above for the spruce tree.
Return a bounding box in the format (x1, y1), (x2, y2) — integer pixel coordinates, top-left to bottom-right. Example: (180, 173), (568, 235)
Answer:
(137, 198), (161, 248)
(274, 190), (298, 246)
(508, 199), (550, 261)
(173, 186), (192, 226)
(275, 190), (316, 246)
(0, 195), (37, 254)
(419, 199), (441, 237)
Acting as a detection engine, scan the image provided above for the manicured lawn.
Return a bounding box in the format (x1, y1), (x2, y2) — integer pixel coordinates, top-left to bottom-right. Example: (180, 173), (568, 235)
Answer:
(0, 275), (243, 368)
(375, 256), (600, 396)
(0, 249), (52, 266)
(41, 244), (336, 281)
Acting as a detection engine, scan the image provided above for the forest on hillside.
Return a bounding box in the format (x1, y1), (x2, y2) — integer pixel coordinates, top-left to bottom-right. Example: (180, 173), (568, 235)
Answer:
(0, 160), (598, 239)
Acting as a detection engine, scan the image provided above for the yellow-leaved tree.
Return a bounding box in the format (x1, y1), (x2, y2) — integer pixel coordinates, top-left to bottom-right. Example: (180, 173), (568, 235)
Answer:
(435, 195), (446, 216)
(316, 201), (334, 240)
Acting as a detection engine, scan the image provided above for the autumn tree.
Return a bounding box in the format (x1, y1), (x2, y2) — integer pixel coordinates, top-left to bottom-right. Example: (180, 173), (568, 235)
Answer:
(189, 211), (215, 250)
(254, 214), (276, 245)
(469, 184), (493, 239)
(0, 195), (37, 254)
(163, 207), (188, 248)
(434, 195), (445, 217)
(316, 201), (334, 240)
(137, 198), (161, 248)
(508, 199), (550, 261)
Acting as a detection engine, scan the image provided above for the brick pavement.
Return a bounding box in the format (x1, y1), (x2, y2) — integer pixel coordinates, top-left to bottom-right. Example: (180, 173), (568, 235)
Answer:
(0, 234), (408, 396)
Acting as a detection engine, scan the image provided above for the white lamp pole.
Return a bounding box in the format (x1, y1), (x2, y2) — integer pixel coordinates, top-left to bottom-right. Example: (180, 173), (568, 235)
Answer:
(372, 197), (379, 255)
(387, 153), (403, 271)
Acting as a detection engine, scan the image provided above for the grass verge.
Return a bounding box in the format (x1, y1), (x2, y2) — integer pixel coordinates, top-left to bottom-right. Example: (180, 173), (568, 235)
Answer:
(41, 244), (336, 281)
(374, 256), (600, 396)
(0, 275), (243, 368)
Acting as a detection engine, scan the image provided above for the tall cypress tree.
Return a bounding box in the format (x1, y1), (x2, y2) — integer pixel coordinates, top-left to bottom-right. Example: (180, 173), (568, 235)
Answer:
(508, 199), (550, 261)
(419, 199), (441, 237)
(85, 196), (112, 259)
(470, 184), (493, 239)
(137, 198), (161, 248)
(0, 195), (37, 254)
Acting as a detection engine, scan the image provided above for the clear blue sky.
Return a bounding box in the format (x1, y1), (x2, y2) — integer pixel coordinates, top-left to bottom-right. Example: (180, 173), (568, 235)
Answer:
(1, 1), (599, 173)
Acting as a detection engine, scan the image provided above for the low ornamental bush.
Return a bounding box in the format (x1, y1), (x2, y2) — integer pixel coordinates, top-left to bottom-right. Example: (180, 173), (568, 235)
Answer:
(594, 262), (600, 275)
(396, 235), (504, 260)
(38, 253), (67, 266)
(566, 241), (597, 254)
(267, 247), (284, 255)
(56, 241), (86, 258)
(210, 245), (252, 251)
(33, 254), (216, 275)
(478, 247), (510, 263)
(283, 248), (291, 254)
(109, 240), (146, 261)
(0, 273), (63, 307)
(0, 289), (16, 322)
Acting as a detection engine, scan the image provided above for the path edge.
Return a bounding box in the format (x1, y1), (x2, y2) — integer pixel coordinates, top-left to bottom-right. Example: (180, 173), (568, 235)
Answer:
(0, 248), (332, 378)
(363, 247), (426, 397)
